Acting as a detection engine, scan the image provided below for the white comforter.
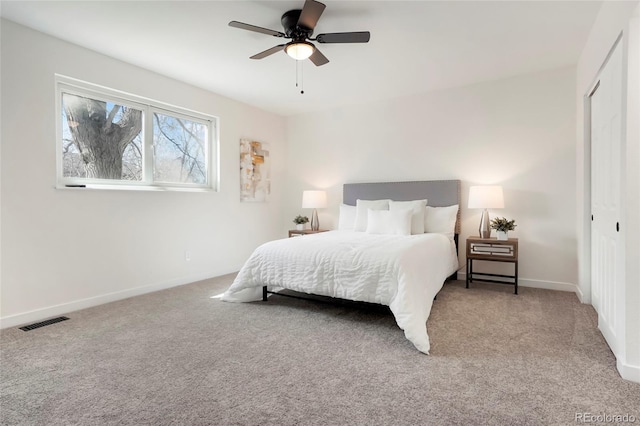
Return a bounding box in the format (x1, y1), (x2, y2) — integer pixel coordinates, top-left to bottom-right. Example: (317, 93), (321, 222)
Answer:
(222, 230), (458, 354)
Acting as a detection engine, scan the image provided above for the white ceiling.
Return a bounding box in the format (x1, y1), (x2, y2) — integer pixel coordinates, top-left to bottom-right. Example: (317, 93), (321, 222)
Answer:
(1, 0), (602, 116)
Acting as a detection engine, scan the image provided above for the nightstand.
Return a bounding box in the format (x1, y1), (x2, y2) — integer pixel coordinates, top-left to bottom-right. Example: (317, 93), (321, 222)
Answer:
(288, 229), (329, 238)
(466, 237), (519, 294)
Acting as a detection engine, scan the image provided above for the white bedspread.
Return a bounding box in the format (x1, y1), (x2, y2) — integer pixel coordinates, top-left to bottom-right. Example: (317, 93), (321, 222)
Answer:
(222, 230), (458, 354)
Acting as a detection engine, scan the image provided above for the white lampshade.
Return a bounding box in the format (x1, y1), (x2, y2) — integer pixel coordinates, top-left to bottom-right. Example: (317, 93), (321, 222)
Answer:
(468, 185), (505, 209)
(302, 190), (327, 209)
(285, 42), (315, 60)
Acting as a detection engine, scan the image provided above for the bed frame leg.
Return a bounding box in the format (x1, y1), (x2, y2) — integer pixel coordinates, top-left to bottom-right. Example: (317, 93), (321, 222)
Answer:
(262, 286), (268, 301)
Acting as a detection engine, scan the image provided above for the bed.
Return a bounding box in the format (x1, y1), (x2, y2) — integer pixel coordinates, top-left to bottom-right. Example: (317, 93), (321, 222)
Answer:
(222, 180), (461, 354)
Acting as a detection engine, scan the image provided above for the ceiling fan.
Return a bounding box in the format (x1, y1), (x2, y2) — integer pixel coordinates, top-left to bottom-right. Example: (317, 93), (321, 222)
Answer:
(229, 0), (370, 66)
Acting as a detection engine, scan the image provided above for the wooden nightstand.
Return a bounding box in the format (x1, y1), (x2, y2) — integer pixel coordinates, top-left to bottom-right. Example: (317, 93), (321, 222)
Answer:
(288, 229), (329, 238)
(466, 237), (519, 294)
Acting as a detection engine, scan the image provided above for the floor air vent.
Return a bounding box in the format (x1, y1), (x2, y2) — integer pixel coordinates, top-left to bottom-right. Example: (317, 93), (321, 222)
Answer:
(19, 316), (69, 331)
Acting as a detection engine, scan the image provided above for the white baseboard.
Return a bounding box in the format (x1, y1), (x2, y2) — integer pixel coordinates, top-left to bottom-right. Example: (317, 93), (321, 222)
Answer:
(0, 267), (241, 330)
(457, 272), (578, 293)
(617, 359), (640, 384)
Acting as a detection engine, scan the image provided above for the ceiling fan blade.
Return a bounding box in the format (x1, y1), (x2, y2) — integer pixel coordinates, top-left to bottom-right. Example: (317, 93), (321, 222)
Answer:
(229, 21), (285, 38)
(309, 48), (329, 66)
(297, 0), (326, 31)
(250, 44), (286, 60)
(316, 31), (370, 44)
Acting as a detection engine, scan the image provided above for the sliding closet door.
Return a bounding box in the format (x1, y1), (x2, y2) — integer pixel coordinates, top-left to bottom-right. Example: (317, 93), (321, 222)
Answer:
(590, 39), (623, 353)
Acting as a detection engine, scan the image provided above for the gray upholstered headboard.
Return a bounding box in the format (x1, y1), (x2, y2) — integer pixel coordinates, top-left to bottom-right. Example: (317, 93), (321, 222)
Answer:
(343, 180), (461, 234)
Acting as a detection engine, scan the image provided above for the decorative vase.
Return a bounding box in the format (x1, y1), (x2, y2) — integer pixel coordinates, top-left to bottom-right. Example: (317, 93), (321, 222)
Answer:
(496, 231), (508, 241)
(296, 224), (305, 231)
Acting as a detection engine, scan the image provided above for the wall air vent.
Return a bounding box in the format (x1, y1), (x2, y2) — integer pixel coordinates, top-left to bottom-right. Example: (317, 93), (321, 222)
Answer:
(19, 316), (69, 331)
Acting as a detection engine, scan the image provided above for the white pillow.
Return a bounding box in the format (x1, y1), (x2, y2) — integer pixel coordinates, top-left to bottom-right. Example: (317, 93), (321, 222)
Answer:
(424, 205), (459, 238)
(389, 199), (427, 235)
(338, 204), (357, 230)
(354, 199), (390, 232)
(366, 209), (412, 236)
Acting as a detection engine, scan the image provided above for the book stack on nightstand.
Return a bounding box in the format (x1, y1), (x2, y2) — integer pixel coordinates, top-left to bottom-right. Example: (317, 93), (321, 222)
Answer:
(466, 237), (519, 294)
(288, 229), (329, 238)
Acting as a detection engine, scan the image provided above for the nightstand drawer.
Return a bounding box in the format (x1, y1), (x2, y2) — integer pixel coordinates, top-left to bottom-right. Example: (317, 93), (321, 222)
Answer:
(466, 238), (518, 262)
(469, 242), (516, 259)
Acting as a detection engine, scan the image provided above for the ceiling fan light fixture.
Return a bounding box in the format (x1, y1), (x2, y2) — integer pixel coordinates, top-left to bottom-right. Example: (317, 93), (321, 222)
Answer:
(285, 41), (315, 60)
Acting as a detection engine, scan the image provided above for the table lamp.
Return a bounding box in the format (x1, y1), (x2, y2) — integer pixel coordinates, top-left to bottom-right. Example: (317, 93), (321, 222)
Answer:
(302, 190), (327, 231)
(468, 185), (504, 238)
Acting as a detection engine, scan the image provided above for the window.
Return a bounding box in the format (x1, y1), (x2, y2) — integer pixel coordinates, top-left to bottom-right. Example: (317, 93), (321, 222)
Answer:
(56, 75), (218, 191)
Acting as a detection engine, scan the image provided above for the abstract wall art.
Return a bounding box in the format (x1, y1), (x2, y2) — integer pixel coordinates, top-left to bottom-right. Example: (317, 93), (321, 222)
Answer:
(240, 139), (270, 202)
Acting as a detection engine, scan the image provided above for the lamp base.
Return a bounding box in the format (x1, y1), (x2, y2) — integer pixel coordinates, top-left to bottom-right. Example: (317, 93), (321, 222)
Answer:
(310, 209), (319, 231)
(479, 209), (491, 238)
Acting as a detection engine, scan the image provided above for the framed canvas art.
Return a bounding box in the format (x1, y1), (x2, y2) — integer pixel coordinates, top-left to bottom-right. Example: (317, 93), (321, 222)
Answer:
(240, 139), (270, 202)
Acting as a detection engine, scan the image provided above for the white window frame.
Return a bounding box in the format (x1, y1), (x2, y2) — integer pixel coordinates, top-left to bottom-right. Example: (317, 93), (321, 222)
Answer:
(55, 75), (219, 191)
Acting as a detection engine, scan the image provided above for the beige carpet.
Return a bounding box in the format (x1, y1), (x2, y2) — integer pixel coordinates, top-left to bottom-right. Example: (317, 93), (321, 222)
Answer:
(1, 275), (639, 425)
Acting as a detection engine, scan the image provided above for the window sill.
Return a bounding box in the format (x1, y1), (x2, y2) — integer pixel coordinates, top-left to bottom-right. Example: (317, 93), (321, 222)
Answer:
(56, 184), (215, 193)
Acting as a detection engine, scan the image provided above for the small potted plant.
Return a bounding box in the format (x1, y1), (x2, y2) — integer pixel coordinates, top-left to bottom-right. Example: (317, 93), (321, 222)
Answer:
(490, 217), (516, 240)
(293, 215), (309, 231)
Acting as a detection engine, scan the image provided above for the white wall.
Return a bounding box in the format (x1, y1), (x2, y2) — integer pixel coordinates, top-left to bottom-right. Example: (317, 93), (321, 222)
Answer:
(285, 67), (578, 291)
(575, 1), (640, 382)
(0, 20), (287, 327)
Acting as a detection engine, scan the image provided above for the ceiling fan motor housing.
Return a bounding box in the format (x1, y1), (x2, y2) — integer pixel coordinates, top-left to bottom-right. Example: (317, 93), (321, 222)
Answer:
(281, 10), (313, 39)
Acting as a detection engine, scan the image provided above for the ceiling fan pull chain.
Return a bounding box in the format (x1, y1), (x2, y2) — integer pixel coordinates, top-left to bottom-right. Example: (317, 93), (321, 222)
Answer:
(300, 61), (304, 94)
(295, 60), (305, 94)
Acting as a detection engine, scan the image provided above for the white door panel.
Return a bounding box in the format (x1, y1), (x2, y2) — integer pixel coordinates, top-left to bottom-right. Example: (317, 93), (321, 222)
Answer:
(590, 39), (623, 354)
